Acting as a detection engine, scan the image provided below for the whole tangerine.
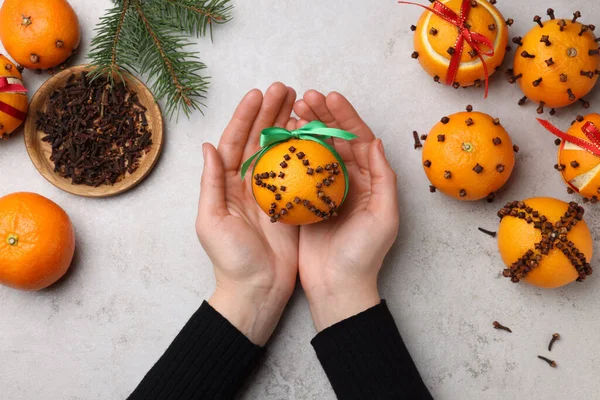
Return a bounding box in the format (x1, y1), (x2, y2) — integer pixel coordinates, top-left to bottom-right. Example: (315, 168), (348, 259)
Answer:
(0, 192), (75, 291)
(421, 109), (516, 201)
(411, 0), (509, 90)
(0, 0), (80, 70)
(251, 139), (347, 225)
(497, 197), (593, 289)
(0, 54), (28, 138)
(509, 10), (599, 113)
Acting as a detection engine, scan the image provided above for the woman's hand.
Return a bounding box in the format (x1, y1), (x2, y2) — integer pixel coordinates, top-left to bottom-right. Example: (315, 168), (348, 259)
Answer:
(294, 91), (400, 332)
(196, 83), (299, 346)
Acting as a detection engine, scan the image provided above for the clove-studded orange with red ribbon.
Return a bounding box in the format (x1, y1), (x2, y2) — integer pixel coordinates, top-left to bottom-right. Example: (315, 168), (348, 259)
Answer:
(0, 77), (28, 120)
(538, 118), (600, 157)
(401, 0), (509, 98)
(538, 115), (600, 200)
(0, 54), (28, 138)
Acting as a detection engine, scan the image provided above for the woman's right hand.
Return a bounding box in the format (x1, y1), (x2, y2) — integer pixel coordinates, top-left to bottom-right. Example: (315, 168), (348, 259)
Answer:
(196, 83), (299, 346)
(293, 91), (400, 332)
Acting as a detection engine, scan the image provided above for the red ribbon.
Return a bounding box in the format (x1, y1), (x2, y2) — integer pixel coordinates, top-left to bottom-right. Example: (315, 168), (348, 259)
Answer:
(399, 0), (495, 98)
(537, 118), (600, 158)
(0, 76), (28, 121)
(0, 76), (28, 94)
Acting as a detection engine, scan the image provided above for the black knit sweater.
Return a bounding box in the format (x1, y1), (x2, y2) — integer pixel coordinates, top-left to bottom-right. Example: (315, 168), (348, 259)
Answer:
(129, 300), (432, 400)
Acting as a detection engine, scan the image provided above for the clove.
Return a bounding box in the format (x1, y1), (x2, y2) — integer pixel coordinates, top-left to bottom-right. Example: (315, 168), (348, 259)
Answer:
(548, 333), (560, 351)
(413, 131), (422, 149)
(479, 227), (497, 238)
(538, 355), (557, 368)
(493, 321), (512, 333)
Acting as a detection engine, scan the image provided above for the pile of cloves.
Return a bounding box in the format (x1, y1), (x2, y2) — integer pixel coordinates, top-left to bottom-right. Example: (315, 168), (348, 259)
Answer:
(36, 72), (153, 187)
(497, 201), (592, 282)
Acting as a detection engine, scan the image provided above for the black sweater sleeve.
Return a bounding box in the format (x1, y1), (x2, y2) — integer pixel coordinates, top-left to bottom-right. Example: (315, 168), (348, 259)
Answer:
(128, 301), (264, 400)
(311, 300), (433, 400)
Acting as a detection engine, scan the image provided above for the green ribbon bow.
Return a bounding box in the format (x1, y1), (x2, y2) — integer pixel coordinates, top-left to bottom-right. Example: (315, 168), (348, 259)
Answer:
(241, 121), (358, 202)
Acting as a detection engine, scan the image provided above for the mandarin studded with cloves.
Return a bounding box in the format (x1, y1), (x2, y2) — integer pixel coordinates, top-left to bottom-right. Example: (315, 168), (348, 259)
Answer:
(509, 10), (599, 111)
(251, 139), (346, 225)
(497, 197), (593, 288)
(0, 0), (80, 70)
(411, 0), (509, 89)
(422, 110), (515, 201)
(556, 113), (600, 200)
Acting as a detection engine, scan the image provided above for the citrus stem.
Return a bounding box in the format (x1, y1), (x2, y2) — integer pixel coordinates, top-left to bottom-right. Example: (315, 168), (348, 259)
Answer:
(462, 142), (474, 152)
(6, 234), (18, 246)
(21, 15), (32, 27)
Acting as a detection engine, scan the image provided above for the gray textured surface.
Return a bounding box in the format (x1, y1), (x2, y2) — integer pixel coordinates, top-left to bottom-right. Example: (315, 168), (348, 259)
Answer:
(2, 1), (600, 399)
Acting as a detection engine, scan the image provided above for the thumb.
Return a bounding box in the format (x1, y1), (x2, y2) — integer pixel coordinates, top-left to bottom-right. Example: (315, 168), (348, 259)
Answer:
(366, 140), (399, 221)
(199, 143), (229, 221)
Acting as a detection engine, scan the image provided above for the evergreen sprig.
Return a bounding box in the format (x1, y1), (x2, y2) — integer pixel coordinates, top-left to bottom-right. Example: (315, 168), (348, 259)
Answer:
(157, 0), (233, 38)
(88, 0), (232, 119)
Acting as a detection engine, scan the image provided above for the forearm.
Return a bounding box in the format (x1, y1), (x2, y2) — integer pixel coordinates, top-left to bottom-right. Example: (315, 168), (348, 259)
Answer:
(311, 300), (433, 400)
(128, 301), (265, 400)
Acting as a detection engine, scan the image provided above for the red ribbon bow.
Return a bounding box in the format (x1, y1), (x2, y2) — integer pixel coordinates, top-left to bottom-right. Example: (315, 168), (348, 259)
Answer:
(399, 0), (495, 98)
(538, 118), (600, 157)
(0, 76), (28, 121)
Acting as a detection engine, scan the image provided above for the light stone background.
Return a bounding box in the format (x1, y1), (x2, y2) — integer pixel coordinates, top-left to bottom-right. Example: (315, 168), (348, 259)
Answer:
(2, 1), (600, 399)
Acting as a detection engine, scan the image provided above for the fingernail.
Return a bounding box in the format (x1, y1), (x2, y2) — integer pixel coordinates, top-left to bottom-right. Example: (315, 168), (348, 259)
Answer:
(378, 139), (385, 155)
(202, 143), (208, 159)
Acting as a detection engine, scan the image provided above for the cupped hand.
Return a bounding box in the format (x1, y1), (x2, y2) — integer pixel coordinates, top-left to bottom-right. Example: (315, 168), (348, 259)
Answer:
(196, 83), (299, 346)
(293, 91), (400, 331)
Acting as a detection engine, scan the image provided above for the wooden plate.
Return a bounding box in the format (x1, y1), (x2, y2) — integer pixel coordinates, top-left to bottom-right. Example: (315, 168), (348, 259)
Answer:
(24, 65), (164, 198)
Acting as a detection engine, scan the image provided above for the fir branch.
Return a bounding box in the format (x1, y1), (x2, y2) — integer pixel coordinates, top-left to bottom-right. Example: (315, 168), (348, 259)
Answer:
(157, 0), (233, 38)
(88, 0), (232, 119)
(133, 0), (208, 118)
(110, 0), (129, 71)
(88, 0), (141, 81)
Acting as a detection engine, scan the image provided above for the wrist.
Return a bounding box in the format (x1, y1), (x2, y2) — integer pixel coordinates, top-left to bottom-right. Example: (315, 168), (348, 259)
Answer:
(208, 284), (291, 346)
(306, 280), (380, 332)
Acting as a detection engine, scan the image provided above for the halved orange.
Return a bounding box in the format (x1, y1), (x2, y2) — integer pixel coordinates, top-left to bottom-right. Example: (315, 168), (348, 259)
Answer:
(412, 0), (509, 88)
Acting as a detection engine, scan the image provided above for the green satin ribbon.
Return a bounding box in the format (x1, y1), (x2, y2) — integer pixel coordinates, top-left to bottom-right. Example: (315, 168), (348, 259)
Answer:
(240, 121), (358, 202)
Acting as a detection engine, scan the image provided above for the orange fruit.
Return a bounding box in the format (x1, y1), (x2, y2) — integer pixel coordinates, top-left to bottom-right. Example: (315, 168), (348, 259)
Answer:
(0, 54), (28, 138)
(251, 139), (346, 225)
(509, 13), (599, 112)
(0, 192), (75, 291)
(554, 113), (600, 200)
(497, 197), (593, 288)
(421, 109), (516, 201)
(0, 0), (80, 70)
(412, 0), (509, 89)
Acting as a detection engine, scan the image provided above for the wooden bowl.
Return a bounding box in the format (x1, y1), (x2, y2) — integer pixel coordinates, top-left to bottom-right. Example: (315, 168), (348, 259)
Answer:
(24, 65), (164, 198)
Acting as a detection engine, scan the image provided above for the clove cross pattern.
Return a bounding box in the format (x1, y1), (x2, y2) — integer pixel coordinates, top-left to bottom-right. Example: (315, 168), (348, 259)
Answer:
(497, 201), (592, 283)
